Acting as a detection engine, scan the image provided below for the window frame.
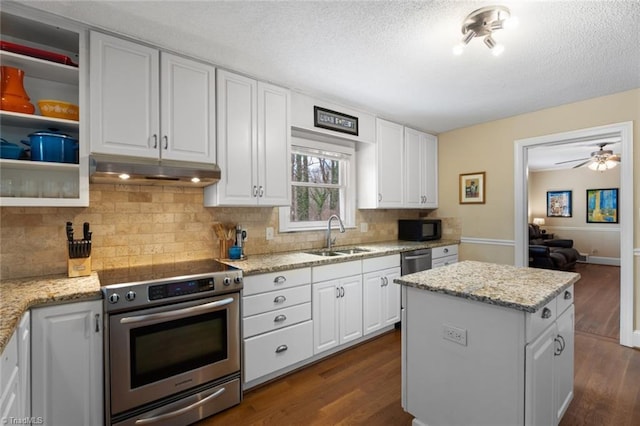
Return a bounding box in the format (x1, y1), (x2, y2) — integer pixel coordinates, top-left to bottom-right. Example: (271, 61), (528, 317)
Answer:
(279, 137), (356, 232)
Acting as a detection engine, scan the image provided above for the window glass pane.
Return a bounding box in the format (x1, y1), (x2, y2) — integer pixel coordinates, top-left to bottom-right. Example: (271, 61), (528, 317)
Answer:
(290, 186), (341, 222)
(291, 154), (340, 184)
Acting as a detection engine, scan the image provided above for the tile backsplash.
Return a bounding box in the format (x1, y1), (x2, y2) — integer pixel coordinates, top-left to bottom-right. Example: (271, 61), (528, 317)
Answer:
(0, 184), (461, 280)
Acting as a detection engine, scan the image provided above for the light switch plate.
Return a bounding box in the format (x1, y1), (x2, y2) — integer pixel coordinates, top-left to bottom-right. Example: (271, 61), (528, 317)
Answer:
(360, 222), (368, 233)
(266, 227), (274, 240)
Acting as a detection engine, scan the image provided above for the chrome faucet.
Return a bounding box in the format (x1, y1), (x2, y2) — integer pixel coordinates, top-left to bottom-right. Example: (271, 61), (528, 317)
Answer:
(326, 214), (346, 251)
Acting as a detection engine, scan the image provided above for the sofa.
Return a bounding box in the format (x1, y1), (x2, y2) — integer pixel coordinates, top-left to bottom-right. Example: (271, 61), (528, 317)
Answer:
(528, 224), (579, 271)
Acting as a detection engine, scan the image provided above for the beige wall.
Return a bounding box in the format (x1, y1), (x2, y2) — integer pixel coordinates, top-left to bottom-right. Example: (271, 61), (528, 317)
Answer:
(437, 88), (639, 330)
(0, 183), (425, 279)
(529, 167), (620, 259)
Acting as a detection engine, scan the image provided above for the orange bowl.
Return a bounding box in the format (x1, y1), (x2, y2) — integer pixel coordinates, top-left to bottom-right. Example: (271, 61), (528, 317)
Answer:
(37, 100), (79, 121)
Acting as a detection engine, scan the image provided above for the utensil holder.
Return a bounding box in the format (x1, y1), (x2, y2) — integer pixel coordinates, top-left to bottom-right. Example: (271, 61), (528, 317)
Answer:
(68, 255), (91, 277)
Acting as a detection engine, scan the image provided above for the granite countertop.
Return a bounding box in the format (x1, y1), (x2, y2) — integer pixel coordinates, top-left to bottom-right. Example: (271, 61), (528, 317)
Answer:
(0, 273), (102, 353)
(0, 239), (459, 353)
(395, 260), (580, 313)
(218, 239), (459, 276)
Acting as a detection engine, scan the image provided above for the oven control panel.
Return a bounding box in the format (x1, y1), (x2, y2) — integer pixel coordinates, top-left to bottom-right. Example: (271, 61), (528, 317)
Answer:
(149, 277), (215, 300)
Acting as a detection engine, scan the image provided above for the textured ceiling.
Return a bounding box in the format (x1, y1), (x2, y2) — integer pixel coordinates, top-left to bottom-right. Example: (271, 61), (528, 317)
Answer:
(19, 0), (640, 168)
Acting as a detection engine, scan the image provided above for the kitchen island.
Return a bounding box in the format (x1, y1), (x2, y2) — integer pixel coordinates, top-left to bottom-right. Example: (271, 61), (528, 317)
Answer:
(395, 261), (580, 426)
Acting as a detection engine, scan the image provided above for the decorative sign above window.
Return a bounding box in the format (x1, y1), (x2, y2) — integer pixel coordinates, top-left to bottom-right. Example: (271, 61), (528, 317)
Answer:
(314, 106), (358, 136)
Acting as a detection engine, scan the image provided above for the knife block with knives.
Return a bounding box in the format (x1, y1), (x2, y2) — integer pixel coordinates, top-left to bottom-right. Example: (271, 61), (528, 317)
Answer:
(66, 221), (92, 277)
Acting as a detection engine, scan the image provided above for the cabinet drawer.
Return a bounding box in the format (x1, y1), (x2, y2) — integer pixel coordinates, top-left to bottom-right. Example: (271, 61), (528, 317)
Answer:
(432, 255), (458, 269)
(243, 268), (311, 296)
(432, 245), (458, 259)
(526, 298), (557, 342)
(0, 331), (18, 394)
(313, 260), (361, 282)
(243, 285), (311, 317)
(556, 285), (574, 316)
(244, 320), (313, 382)
(362, 254), (400, 273)
(243, 303), (311, 338)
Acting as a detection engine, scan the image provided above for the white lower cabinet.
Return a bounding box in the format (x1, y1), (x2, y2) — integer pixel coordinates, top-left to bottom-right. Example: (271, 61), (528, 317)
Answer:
(431, 244), (458, 268)
(1, 312), (29, 424)
(244, 321), (313, 383)
(525, 291), (575, 426)
(31, 300), (103, 426)
(362, 255), (401, 335)
(242, 268), (312, 385)
(312, 275), (363, 354)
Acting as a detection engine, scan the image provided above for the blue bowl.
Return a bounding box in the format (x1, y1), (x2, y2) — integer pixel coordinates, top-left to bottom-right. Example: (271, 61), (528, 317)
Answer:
(0, 139), (24, 159)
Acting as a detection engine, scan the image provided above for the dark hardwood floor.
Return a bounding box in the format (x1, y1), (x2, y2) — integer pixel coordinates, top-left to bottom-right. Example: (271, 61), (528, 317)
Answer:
(198, 263), (639, 425)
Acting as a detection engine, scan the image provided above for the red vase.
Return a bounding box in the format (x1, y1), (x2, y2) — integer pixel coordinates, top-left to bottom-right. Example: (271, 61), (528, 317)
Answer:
(1, 66), (35, 114)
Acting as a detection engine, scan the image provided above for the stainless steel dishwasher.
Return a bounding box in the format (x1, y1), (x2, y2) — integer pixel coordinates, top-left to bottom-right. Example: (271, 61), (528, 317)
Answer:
(400, 249), (432, 311)
(401, 248), (432, 275)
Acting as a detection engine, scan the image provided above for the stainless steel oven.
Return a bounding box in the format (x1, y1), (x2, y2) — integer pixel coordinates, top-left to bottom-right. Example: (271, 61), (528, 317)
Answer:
(101, 261), (243, 426)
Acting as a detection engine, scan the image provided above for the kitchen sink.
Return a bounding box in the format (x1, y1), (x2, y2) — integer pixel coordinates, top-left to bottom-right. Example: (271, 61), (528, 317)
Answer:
(333, 247), (371, 255)
(305, 250), (344, 257)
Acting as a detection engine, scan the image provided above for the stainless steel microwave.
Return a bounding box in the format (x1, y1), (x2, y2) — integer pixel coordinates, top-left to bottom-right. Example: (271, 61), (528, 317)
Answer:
(398, 219), (442, 241)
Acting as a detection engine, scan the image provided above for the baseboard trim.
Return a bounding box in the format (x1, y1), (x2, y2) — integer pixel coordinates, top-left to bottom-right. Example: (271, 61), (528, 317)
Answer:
(633, 330), (640, 348)
(586, 256), (620, 266)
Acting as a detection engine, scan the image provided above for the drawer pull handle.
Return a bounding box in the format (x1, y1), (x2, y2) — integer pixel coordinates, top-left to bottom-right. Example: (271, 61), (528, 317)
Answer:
(541, 307), (552, 319)
(443, 248), (449, 253)
(274, 276), (287, 284)
(564, 291), (572, 300)
(274, 314), (287, 323)
(274, 295), (286, 304)
(275, 345), (288, 353)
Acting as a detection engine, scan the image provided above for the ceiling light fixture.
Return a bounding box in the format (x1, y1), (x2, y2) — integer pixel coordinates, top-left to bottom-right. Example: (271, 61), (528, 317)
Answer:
(453, 6), (517, 56)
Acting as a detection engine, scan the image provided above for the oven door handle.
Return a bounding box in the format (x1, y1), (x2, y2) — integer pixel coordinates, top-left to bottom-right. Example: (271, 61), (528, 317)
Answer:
(134, 387), (226, 425)
(120, 297), (235, 325)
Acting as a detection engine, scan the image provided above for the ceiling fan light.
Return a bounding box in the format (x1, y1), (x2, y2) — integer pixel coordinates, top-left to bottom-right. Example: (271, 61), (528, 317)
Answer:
(605, 159), (619, 169)
(484, 35), (504, 56)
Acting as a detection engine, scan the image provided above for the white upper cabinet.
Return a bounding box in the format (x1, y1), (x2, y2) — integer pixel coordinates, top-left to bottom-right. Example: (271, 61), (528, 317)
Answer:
(358, 119), (438, 209)
(404, 127), (438, 208)
(90, 32), (215, 163)
(205, 70), (290, 206)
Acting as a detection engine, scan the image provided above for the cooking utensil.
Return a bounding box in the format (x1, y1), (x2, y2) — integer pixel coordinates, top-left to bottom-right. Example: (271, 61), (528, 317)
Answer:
(66, 222), (73, 241)
(26, 130), (78, 164)
(66, 221), (91, 258)
(0, 138), (24, 159)
(0, 41), (78, 67)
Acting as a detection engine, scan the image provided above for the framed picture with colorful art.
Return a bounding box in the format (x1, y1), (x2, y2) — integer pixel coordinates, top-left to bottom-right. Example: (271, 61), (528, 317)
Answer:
(586, 188), (618, 223)
(547, 190), (572, 217)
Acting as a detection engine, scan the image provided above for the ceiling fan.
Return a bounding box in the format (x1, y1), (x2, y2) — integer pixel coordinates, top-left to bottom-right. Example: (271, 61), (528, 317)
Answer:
(555, 143), (621, 170)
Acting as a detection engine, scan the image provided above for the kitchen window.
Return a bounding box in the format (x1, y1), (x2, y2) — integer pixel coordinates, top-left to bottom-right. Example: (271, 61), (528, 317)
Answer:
(279, 137), (355, 232)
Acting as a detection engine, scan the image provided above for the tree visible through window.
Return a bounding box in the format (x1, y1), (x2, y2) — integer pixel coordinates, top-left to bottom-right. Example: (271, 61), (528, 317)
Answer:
(290, 151), (342, 222)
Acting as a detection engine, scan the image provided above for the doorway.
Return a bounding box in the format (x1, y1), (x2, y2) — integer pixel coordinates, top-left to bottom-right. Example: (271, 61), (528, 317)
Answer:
(514, 122), (634, 347)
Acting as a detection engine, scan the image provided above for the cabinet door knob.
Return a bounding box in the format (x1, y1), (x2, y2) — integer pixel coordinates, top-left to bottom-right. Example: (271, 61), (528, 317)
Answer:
(378, 193), (382, 202)
(340, 287), (345, 298)
(275, 345), (288, 353)
(152, 134), (158, 149)
(443, 248), (448, 253)
(163, 135), (168, 150)
(253, 185), (258, 197)
(564, 290), (572, 300)
(541, 307), (552, 319)
(273, 295), (286, 304)
(259, 186), (264, 197)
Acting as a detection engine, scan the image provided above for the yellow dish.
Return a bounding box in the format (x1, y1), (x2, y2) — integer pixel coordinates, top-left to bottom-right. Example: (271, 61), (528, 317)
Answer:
(37, 100), (79, 121)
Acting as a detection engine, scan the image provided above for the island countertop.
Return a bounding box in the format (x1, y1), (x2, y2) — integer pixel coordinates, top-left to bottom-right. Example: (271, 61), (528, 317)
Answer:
(394, 260), (580, 313)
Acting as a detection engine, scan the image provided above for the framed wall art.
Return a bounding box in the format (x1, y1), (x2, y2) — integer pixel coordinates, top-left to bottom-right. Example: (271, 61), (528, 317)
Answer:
(547, 190), (572, 217)
(459, 172), (485, 204)
(586, 188), (618, 223)
(313, 106), (359, 136)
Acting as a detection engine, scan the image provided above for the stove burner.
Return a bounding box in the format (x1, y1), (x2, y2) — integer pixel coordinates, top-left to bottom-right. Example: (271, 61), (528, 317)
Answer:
(98, 259), (236, 287)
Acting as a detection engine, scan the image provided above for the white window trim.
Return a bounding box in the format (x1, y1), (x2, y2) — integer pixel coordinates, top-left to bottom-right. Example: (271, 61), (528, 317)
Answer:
(279, 137), (356, 232)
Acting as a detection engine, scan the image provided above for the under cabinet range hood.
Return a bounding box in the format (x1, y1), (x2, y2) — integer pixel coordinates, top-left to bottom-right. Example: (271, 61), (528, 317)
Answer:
(89, 154), (221, 187)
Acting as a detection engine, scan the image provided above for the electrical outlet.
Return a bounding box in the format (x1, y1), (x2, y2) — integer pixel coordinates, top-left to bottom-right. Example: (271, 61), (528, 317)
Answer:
(266, 227), (274, 241)
(360, 222), (368, 233)
(442, 324), (467, 346)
